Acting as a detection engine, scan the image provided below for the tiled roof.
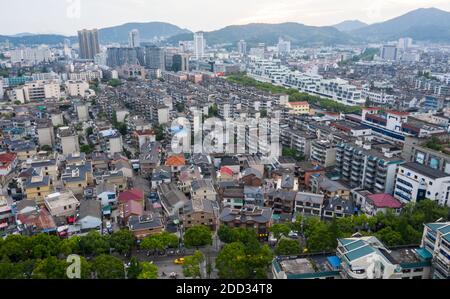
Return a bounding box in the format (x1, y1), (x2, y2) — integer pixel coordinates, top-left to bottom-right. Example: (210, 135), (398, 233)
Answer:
(165, 155), (186, 166)
(119, 189), (144, 203)
(367, 194), (402, 209)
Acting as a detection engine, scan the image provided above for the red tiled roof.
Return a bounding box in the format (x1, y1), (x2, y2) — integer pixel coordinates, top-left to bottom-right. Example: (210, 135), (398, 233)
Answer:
(165, 155), (186, 167)
(220, 166), (234, 177)
(119, 189), (144, 203)
(386, 110), (409, 116)
(367, 194), (402, 209)
(123, 200), (144, 218)
(0, 153), (17, 169)
(17, 208), (56, 230)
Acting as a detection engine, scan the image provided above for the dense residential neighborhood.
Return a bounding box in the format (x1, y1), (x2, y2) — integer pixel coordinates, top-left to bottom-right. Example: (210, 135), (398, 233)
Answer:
(1, 4), (450, 281)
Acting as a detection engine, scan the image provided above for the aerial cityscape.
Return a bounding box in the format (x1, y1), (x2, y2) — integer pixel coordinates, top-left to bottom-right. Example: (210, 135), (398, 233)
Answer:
(1, 0), (450, 283)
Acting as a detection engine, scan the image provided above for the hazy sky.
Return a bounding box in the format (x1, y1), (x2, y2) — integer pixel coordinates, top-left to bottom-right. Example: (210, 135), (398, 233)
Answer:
(1, 0), (450, 35)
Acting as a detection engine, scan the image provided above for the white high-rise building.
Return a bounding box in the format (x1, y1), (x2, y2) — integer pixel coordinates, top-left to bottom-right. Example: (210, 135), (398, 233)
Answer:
(194, 32), (205, 60)
(129, 29), (140, 48)
(277, 38), (291, 55)
(237, 40), (247, 56)
(0, 79), (4, 100)
(398, 37), (413, 50)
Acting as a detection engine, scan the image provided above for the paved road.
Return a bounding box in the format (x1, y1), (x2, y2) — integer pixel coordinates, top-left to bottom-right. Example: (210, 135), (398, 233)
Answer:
(129, 249), (219, 279)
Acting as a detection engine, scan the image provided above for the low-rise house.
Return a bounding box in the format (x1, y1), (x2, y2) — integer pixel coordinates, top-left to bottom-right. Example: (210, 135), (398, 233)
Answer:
(181, 199), (219, 230)
(241, 168), (263, 187)
(61, 162), (93, 195)
(151, 166), (172, 189)
(95, 170), (127, 192)
(113, 160), (134, 178)
(44, 191), (80, 218)
(118, 189), (145, 206)
(23, 172), (52, 204)
(362, 193), (403, 216)
(165, 154), (186, 176)
(191, 179), (217, 201)
(78, 200), (102, 232)
(91, 152), (110, 172)
(128, 213), (164, 239)
(0, 152), (17, 177)
(139, 141), (161, 175)
(220, 156), (240, 174)
(267, 189), (297, 215)
(17, 207), (57, 235)
(0, 196), (15, 231)
(15, 200), (38, 216)
(96, 183), (117, 207)
(221, 187), (245, 209)
(295, 192), (324, 217)
(323, 197), (356, 219)
(296, 162), (325, 191)
(27, 158), (58, 182)
(218, 166), (238, 181)
(311, 174), (351, 200)
(157, 183), (189, 218)
(219, 205), (273, 239)
(120, 200), (144, 224)
(244, 186), (265, 207)
(178, 166), (203, 194)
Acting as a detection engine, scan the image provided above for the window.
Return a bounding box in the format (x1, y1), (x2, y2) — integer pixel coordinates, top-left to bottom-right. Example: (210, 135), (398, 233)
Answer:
(412, 276), (422, 280)
(413, 268), (423, 273)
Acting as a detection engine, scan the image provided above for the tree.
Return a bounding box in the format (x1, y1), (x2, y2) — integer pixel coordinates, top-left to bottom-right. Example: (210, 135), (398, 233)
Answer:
(30, 234), (61, 259)
(208, 104), (219, 118)
(126, 257), (142, 280)
(78, 231), (110, 256)
(80, 144), (95, 154)
(108, 79), (122, 88)
(85, 127), (94, 136)
(40, 145), (53, 152)
(275, 239), (302, 256)
(184, 225), (213, 248)
(270, 223), (291, 239)
(218, 225), (235, 243)
(0, 234), (31, 262)
(216, 242), (250, 279)
(91, 255), (125, 279)
(140, 232), (179, 251)
(183, 250), (204, 278)
(260, 109), (268, 118)
(137, 262), (158, 279)
(140, 235), (165, 252)
(31, 257), (68, 279)
(375, 227), (403, 247)
(176, 103), (186, 113)
(216, 241), (273, 279)
(304, 220), (336, 252)
(59, 236), (81, 256)
(109, 230), (135, 255)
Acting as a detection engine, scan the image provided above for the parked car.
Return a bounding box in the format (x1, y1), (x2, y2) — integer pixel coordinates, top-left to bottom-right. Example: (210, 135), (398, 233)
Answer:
(173, 258), (185, 265)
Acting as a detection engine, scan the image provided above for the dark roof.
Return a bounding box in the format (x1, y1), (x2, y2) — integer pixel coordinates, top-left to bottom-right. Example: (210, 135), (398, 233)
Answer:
(402, 162), (450, 179)
(79, 200), (101, 219)
(220, 205), (272, 224)
(128, 213), (163, 231)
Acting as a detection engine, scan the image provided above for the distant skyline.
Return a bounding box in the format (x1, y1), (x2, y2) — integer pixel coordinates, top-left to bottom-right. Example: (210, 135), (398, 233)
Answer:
(1, 0), (450, 36)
